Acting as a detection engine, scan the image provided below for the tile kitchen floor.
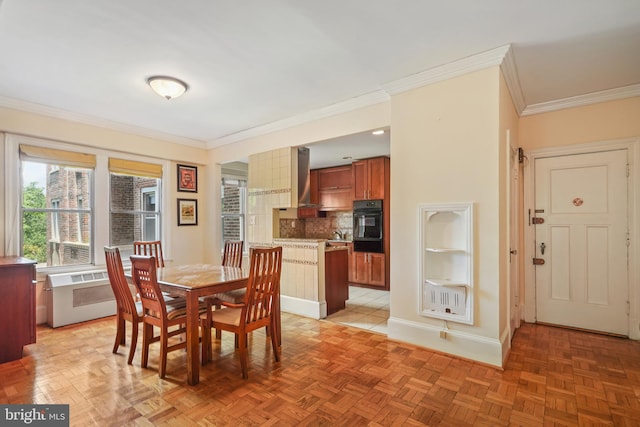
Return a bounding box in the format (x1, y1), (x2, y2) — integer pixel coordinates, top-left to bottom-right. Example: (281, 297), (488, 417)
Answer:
(325, 285), (389, 334)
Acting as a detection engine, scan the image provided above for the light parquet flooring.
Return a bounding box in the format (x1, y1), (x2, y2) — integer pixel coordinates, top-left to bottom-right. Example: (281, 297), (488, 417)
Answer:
(2, 315), (640, 426)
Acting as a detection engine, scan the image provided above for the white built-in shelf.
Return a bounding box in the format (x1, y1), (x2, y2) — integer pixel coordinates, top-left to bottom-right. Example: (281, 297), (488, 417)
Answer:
(419, 202), (474, 325)
(424, 279), (467, 287)
(425, 247), (465, 253)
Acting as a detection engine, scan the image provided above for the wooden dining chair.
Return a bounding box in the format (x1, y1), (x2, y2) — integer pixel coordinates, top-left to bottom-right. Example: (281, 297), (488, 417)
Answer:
(129, 255), (204, 379)
(202, 240), (246, 341)
(200, 246), (282, 379)
(104, 246), (144, 364)
(133, 240), (165, 268)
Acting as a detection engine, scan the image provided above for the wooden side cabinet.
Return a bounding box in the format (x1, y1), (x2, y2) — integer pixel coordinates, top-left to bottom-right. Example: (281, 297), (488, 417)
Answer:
(0, 257), (37, 364)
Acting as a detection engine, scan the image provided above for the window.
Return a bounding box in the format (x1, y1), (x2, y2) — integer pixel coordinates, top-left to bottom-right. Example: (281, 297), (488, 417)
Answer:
(21, 161), (94, 268)
(221, 176), (246, 250)
(109, 158), (163, 258)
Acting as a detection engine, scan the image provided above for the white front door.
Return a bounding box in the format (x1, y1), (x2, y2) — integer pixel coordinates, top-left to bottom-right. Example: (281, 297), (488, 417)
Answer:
(534, 149), (628, 335)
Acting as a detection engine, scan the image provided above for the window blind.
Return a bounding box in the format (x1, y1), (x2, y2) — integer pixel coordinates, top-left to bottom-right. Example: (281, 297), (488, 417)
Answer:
(109, 158), (162, 178)
(19, 144), (96, 168)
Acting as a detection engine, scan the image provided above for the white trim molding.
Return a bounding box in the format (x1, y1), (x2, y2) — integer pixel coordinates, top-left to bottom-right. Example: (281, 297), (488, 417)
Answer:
(281, 294), (327, 320)
(522, 84), (640, 116)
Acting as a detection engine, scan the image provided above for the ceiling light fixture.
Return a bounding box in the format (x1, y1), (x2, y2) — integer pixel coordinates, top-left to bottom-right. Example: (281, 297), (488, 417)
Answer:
(147, 76), (188, 100)
(372, 129), (385, 135)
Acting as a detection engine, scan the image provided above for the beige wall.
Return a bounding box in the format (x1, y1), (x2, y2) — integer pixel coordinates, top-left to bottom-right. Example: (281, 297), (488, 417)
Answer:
(498, 71), (520, 357)
(0, 108), (212, 266)
(389, 66), (506, 366)
(519, 97), (640, 150)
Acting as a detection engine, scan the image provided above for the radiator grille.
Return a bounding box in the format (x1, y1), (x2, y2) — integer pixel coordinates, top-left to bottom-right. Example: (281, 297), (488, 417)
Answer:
(46, 269), (117, 327)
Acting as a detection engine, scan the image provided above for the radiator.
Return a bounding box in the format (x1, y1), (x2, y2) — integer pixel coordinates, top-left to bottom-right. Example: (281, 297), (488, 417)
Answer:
(45, 269), (117, 328)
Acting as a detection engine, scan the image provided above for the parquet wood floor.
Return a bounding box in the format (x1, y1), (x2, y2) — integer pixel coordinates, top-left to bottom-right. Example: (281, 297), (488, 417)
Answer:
(2, 314), (640, 426)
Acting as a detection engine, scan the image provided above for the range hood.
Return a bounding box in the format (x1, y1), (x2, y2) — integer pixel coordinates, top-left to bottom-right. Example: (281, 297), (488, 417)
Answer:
(297, 147), (313, 207)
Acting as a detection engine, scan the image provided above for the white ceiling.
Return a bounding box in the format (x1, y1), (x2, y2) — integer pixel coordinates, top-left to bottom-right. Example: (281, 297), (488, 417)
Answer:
(0, 1), (639, 168)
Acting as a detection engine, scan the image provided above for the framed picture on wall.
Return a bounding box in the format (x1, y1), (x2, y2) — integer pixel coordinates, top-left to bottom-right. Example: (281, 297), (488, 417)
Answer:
(177, 164), (197, 192)
(177, 199), (198, 226)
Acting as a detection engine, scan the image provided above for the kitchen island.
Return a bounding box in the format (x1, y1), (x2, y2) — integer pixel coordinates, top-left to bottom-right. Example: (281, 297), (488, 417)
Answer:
(272, 238), (348, 319)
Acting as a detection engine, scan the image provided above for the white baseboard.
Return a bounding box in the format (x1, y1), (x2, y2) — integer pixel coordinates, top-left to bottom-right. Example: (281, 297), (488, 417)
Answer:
(387, 316), (506, 368)
(281, 295), (327, 320)
(36, 305), (47, 325)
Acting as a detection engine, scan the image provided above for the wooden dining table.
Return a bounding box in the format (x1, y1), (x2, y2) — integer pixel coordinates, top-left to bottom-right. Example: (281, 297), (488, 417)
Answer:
(130, 263), (281, 385)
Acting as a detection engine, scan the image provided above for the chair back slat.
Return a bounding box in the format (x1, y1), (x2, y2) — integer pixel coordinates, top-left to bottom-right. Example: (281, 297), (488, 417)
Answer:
(130, 255), (165, 317)
(242, 247), (282, 326)
(104, 246), (138, 317)
(222, 240), (244, 268)
(133, 240), (165, 268)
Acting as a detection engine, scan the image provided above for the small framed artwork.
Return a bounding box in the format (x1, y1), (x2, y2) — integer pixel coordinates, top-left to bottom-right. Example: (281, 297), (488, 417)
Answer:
(177, 164), (197, 193)
(177, 198), (198, 226)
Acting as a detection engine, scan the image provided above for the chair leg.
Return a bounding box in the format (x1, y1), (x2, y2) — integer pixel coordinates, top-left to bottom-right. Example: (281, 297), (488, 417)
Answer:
(270, 318), (280, 362)
(141, 323), (152, 369)
(159, 328), (169, 379)
(113, 313), (125, 354)
(237, 331), (248, 379)
(201, 318), (210, 365)
(213, 303), (222, 340)
(127, 321), (139, 365)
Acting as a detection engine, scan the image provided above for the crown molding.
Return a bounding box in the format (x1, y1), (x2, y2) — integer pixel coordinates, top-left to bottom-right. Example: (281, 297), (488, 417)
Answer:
(381, 45), (511, 95)
(522, 83), (640, 116)
(0, 95), (207, 148)
(500, 45), (526, 114)
(206, 90), (389, 149)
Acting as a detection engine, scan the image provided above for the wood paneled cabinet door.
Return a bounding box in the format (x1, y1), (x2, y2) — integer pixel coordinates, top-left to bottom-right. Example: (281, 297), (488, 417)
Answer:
(347, 243), (356, 283)
(352, 157), (388, 201)
(317, 165), (353, 211)
(353, 252), (386, 288)
(0, 257), (36, 364)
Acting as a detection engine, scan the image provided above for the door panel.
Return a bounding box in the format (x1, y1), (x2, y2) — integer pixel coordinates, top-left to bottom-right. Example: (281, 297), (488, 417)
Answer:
(535, 150), (628, 335)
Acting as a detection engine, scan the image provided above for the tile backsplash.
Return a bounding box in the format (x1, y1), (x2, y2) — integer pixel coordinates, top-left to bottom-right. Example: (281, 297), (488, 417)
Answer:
(279, 211), (353, 240)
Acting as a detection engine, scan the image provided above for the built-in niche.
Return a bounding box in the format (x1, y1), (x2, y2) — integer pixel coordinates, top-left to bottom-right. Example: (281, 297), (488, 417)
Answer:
(419, 202), (473, 324)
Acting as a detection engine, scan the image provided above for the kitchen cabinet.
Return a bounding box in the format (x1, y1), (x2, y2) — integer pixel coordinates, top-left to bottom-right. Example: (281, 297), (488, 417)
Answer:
(317, 165), (353, 211)
(0, 257), (37, 363)
(353, 251), (386, 288)
(352, 157), (389, 201)
(325, 247), (349, 315)
(298, 170), (326, 218)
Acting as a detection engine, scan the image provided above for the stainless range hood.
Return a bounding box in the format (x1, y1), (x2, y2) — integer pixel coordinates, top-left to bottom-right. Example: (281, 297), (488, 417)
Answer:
(297, 147), (312, 207)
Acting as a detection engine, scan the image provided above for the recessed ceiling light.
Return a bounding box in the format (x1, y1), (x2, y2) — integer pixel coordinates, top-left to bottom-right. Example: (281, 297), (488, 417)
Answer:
(372, 130), (385, 135)
(342, 156), (352, 160)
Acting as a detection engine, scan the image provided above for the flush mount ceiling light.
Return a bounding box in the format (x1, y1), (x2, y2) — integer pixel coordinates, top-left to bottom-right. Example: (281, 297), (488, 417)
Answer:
(147, 76), (188, 100)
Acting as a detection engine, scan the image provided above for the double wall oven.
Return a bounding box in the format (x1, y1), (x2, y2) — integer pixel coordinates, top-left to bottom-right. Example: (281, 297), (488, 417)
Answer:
(353, 199), (383, 253)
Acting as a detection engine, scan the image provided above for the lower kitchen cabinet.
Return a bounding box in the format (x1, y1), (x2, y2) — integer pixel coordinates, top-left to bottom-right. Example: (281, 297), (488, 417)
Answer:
(352, 251), (385, 288)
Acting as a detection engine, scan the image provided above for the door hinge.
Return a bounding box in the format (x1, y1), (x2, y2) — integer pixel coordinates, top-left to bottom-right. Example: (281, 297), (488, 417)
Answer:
(533, 258), (545, 265)
(532, 217), (544, 224)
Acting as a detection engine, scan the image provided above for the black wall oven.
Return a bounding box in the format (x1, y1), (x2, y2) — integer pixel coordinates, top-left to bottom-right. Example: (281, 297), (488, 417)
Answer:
(353, 199), (383, 253)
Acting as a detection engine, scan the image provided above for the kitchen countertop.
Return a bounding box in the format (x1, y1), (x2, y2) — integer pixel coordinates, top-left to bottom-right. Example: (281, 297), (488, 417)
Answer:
(325, 246), (349, 252)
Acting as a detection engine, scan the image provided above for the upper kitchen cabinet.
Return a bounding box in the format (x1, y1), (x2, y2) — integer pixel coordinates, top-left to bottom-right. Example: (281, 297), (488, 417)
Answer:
(317, 165), (353, 211)
(352, 157), (390, 201)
